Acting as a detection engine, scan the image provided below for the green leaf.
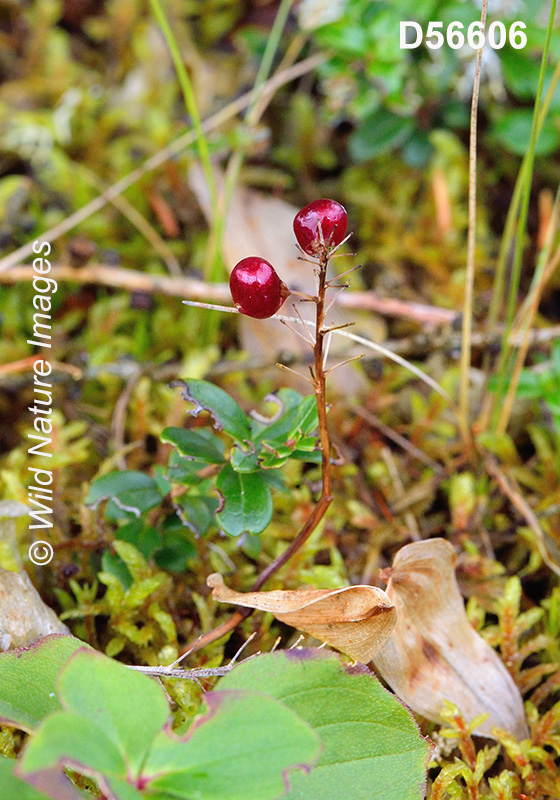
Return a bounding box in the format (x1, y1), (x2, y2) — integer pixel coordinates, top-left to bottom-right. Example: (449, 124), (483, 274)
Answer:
(58, 650), (170, 776)
(101, 550), (133, 589)
(290, 395), (319, 438)
(219, 649), (432, 800)
(20, 710), (127, 778)
(0, 634), (91, 733)
(256, 395), (320, 469)
(230, 443), (260, 472)
(161, 427), (225, 464)
(85, 471), (164, 518)
(170, 379), (251, 444)
(493, 109), (560, 157)
(0, 756), (85, 800)
(216, 465), (273, 536)
(154, 531), (197, 572)
(143, 690), (321, 800)
(350, 109), (415, 161)
(176, 495), (218, 536)
(166, 450), (208, 485)
(116, 520), (163, 560)
(18, 649), (320, 800)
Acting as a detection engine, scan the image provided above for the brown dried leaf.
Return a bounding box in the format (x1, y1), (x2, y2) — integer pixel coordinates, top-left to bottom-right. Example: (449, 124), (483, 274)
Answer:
(372, 538), (529, 740)
(0, 568), (69, 651)
(0, 501), (68, 650)
(207, 573), (396, 663)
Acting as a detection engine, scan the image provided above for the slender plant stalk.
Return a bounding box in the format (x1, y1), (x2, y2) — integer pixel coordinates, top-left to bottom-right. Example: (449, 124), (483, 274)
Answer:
(489, 0), (558, 428)
(497, 202), (560, 434)
(487, 57), (560, 335)
(179, 246), (335, 656)
(459, 0), (487, 447)
(502, 0), (557, 333)
(148, 0), (220, 281)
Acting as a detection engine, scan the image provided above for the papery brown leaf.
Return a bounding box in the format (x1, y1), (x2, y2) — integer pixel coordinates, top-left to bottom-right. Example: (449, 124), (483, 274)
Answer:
(207, 573), (396, 663)
(372, 538), (529, 740)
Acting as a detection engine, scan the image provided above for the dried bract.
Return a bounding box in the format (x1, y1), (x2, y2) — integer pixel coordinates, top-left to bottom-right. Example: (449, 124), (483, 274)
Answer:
(207, 573), (396, 663)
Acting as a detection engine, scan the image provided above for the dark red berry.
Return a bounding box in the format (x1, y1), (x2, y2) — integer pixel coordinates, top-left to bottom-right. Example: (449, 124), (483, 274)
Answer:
(230, 257), (287, 319)
(293, 198), (348, 256)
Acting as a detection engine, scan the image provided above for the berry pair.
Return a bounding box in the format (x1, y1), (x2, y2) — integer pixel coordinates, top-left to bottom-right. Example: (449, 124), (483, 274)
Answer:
(230, 199), (347, 319)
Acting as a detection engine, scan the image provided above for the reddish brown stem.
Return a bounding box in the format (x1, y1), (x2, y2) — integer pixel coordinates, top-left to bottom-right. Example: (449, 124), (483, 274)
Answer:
(180, 248), (334, 656)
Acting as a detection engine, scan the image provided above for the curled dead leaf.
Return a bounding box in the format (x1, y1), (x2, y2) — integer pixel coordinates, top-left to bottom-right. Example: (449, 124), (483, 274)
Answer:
(0, 501), (68, 651)
(207, 573), (396, 663)
(372, 538), (529, 740)
(0, 568), (69, 651)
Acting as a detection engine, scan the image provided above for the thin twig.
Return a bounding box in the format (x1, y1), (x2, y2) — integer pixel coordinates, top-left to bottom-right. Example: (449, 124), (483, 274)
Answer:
(111, 367), (142, 470)
(485, 455), (560, 578)
(81, 168), (182, 276)
(0, 265), (456, 325)
(459, 0), (487, 445)
(381, 445), (421, 541)
(350, 405), (441, 472)
(332, 329), (454, 407)
(127, 664), (234, 680)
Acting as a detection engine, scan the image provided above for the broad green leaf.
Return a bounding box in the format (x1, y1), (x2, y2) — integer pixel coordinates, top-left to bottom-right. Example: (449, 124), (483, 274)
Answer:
(216, 465), (273, 536)
(18, 649), (320, 800)
(0, 634), (90, 732)
(176, 495), (218, 536)
(494, 110), (560, 157)
(170, 379), (251, 444)
(85, 471), (164, 518)
(154, 531), (197, 572)
(219, 649), (432, 800)
(116, 520), (163, 560)
(166, 450), (208, 485)
(19, 711), (127, 778)
(142, 690), (321, 800)
(0, 756), (82, 800)
(350, 109), (415, 161)
(256, 395), (319, 468)
(57, 650), (169, 777)
(161, 427), (225, 464)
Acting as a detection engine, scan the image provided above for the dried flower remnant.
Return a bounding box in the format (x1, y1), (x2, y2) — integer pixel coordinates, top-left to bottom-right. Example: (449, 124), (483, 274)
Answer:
(372, 538), (529, 740)
(207, 573), (396, 663)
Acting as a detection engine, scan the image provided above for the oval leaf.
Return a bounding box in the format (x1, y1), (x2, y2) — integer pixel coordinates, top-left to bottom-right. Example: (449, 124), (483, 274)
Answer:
(161, 427), (225, 464)
(0, 635), (89, 732)
(219, 649), (432, 800)
(207, 574), (396, 662)
(85, 471), (164, 518)
(215, 467), (272, 536)
(169, 379), (251, 444)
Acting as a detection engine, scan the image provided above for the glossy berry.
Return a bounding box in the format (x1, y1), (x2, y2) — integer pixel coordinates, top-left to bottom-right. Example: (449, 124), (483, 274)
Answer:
(230, 257), (287, 319)
(293, 198), (348, 256)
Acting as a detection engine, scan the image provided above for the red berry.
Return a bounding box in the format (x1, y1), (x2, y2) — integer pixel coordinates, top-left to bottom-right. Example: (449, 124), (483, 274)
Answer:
(230, 257), (287, 319)
(293, 198), (348, 256)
